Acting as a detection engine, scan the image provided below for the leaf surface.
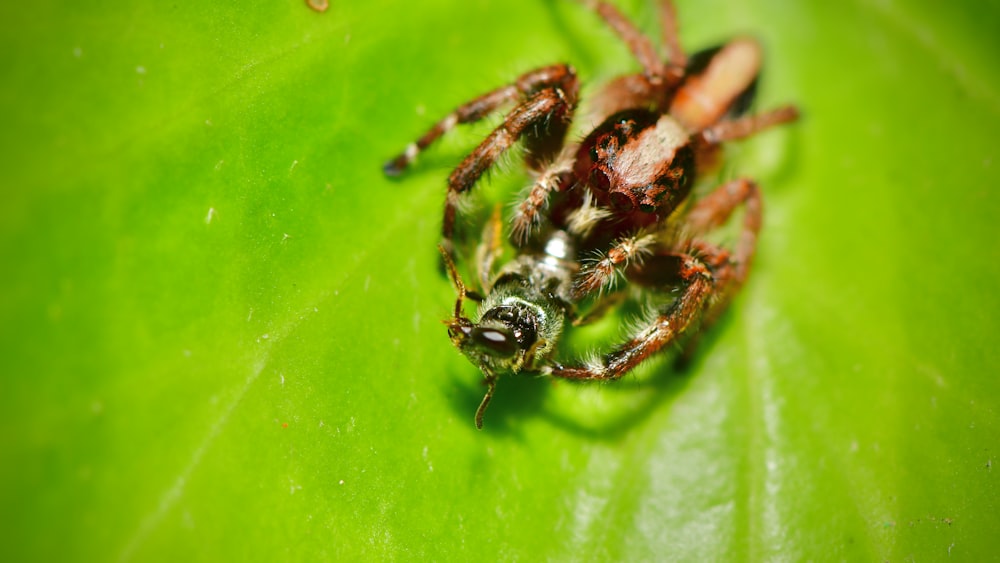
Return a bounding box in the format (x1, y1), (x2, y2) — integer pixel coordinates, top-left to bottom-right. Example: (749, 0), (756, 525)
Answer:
(2, 0), (998, 560)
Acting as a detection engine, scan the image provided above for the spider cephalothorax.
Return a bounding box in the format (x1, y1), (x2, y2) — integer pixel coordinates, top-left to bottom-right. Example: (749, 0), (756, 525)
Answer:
(577, 108), (696, 215)
(384, 0), (798, 427)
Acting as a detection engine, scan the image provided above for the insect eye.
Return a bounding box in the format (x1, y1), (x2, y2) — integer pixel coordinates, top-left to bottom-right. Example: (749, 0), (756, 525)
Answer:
(472, 327), (518, 358)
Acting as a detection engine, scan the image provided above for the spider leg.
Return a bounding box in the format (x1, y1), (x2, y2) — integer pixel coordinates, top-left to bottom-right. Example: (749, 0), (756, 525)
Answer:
(383, 64), (578, 175)
(682, 178), (763, 324)
(442, 78), (578, 248)
(700, 105), (800, 145)
(510, 145), (576, 244)
(573, 231), (658, 300)
(549, 254), (714, 381)
(577, 1), (671, 84)
(658, 0), (687, 68)
(554, 179), (764, 381)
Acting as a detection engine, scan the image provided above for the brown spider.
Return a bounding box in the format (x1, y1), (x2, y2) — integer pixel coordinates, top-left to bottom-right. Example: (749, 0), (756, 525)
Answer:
(384, 0), (798, 427)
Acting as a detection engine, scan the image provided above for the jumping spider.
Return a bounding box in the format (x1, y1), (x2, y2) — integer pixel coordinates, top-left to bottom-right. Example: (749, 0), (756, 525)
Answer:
(384, 0), (798, 428)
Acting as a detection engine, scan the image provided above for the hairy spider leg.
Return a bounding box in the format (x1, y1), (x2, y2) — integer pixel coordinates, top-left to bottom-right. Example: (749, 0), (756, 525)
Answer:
(662, 178), (764, 365)
(573, 230), (658, 299)
(549, 254), (714, 381)
(384, 64), (579, 258)
(442, 78), (578, 251)
(682, 177), (762, 325)
(578, 0), (669, 84)
(658, 0), (687, 68)
(383, 64), (578, 176)
(510, 145), (577, 244)
(700, 105), (800, 144)
(550, 178), (763, 381)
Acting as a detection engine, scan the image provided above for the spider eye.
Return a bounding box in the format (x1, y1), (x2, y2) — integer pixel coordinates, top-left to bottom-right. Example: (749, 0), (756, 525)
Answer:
(589, 146), (599, 162)
(471, 327), (518, 358)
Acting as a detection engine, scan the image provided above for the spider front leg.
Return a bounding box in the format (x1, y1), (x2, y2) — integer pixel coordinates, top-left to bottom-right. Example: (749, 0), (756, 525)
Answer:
(549, 254), (714, 381)
(577, 0), (676, 85)
(442, 81), (578, 248)
(383, 64), (578, 176)
(383, 64), (579, 256)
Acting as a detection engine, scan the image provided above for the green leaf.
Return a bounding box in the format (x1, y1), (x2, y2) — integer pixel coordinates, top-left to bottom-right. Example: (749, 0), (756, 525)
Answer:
(3, 0), (998, 560)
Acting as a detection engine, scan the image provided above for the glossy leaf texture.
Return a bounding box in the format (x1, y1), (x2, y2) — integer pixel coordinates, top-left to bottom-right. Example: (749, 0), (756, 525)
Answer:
(2, 0), (998, 560)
